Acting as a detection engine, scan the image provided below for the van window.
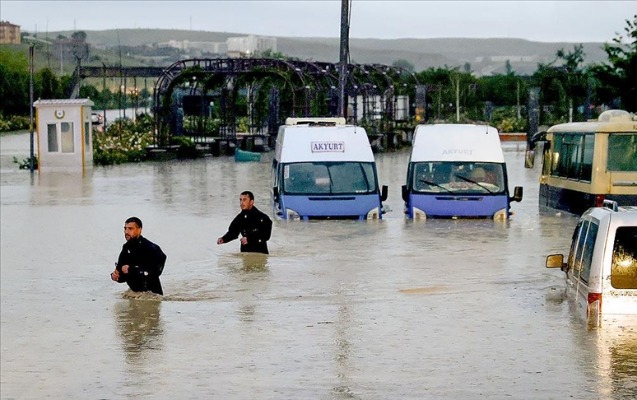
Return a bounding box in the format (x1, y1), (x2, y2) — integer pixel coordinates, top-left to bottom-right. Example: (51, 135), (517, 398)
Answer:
(567, 220), (584, 270)
(570, 219), (597, 283)
(611, 226), (637, 289)
(412, 161), (504, 194)
(283, 162), (377, 195)
(578, 221), (598, 284)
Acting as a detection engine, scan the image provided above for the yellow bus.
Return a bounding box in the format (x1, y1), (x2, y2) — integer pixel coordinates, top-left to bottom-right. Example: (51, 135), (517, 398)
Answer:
(539, 109), (637, 214)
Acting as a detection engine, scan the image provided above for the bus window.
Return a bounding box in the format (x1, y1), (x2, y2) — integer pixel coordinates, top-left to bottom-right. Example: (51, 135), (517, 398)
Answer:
(551, 133), (594, 181)
(608, 134), (637, 171)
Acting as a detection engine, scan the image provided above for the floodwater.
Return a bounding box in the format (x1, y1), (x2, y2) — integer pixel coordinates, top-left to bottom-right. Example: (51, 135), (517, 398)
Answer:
(1, 132), (635, 399)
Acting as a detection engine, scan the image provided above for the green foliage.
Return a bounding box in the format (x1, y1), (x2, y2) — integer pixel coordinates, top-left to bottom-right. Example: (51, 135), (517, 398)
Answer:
(171, 136), (200, 159)
(92, 114), (154, 165)
(0, 114), (30, 131)
(392, 59), (415, 72)
(36, 68), (63, 99)
(491, 108), (527, 132)
(12, 155), (38, 170)
(591, 15), (637, 111)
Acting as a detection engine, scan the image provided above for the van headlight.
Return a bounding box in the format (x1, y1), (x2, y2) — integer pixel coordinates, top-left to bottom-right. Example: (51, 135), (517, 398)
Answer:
(366, 207), (380, 219)
(413, 207), (427, 220)
(286, 208), (301, 220)
(493, 208), (508, 221)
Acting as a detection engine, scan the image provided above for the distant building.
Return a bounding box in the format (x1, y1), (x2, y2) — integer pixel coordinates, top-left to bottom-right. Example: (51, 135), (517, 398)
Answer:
(226, 35), (277, 58)
(0, 21), (21, 44)
(157, 40), (227, 56)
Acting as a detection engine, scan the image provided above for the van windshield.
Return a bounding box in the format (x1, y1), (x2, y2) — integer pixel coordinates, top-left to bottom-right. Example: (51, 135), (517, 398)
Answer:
(411, 161), (505, 194)
(283, 162), (377, 195)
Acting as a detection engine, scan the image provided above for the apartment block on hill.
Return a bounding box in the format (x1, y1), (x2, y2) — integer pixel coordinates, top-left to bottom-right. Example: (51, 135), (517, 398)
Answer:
(0, 21), (21, 44)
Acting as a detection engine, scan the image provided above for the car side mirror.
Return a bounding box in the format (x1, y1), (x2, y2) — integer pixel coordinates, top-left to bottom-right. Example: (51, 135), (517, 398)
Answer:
(401, 184), (408, 202)
(380, 185), (388, 202)
(272, 186), (279, 202)
(510, 186), (523, 202)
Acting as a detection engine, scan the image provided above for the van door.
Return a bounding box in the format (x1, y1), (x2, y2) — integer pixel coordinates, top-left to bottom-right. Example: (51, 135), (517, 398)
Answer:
(567, 218), (600, 323)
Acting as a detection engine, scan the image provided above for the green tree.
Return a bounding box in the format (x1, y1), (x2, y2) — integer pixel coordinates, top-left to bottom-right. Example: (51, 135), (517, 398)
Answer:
(0, 48), (29, 114)
(533, 44), (589, 122)
(392, 59), (415, 72)
(36, 67), (61, 99)
(591, 15), (637, 111)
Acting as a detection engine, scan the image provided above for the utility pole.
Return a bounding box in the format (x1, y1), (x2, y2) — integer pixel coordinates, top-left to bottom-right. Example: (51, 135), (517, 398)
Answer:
(338, 0), (349, 118)
(29, 44), (35, 172)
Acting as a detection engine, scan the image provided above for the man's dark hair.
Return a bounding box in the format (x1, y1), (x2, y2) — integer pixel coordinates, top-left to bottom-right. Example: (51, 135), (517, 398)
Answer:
(125, 216), (143, 228)
(241, 191), (254, 200)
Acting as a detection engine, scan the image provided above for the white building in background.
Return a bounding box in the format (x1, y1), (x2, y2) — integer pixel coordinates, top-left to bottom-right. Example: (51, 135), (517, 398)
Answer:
(157, 40), (227, 56)
(226, 35), (277, 58)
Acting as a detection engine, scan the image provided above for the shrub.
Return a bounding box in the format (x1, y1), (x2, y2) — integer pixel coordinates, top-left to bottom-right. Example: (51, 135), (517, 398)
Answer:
(93, 115), (154, 165)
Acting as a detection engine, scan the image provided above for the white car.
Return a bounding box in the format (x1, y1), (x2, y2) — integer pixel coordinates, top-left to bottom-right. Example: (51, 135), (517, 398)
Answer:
(546, 200), (637, 327)
(91, 112), (103, 125)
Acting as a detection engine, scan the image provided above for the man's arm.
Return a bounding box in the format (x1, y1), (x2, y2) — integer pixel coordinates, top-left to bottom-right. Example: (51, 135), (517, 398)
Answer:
(138, 240), (166, 278)
(220, 214), (242, 243)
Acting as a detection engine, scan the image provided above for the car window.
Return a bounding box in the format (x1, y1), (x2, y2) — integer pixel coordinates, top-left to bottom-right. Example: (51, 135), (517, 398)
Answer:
(611, 226), (637, 289)
(567, 220), (584, 270)
(579, 221), (598, 284)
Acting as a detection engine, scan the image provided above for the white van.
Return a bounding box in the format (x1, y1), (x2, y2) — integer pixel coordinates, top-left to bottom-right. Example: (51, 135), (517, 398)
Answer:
(402, 124), (523, 220)
(272, 117), (388, 220)
(546, 201), (637, 327)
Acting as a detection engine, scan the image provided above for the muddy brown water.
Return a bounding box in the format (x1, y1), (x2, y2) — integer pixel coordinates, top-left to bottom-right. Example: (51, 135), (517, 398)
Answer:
(1, 132), (635, 399)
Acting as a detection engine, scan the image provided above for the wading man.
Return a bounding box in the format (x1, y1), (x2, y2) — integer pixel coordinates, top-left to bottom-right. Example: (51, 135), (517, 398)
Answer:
(217, 191), (273, 254)
(111, 217), (167, 295)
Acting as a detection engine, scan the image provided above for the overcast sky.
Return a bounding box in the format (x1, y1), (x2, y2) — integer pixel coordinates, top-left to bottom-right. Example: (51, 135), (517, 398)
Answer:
(3, 1), (635, 43)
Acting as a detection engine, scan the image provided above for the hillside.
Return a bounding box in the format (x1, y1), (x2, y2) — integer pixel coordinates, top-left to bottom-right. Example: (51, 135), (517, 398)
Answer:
(34, 28), (610, 76)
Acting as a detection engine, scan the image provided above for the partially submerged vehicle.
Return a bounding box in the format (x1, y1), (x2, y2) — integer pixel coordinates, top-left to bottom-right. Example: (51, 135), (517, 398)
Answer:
(537, 109), (637, 215)
(402, 124), (522, 220)
(272, 118), (388, 220)
(546, 200), (637, 327)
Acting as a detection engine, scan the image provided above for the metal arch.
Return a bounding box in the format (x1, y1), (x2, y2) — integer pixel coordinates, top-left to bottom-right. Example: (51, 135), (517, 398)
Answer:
(151, 57), (421, 146)
(153, 58), (315, 144)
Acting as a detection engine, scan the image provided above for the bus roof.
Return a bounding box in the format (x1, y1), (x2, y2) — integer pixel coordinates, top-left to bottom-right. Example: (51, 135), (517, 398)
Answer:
(275, 124), (374, 163)
(548, 110), (637, 134)
(410, 124), (505, 163)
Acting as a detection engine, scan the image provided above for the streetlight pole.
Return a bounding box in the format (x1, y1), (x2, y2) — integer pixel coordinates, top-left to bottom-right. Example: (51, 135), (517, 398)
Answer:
(338, 0), (350, 118)
(29, 44), (35, 172)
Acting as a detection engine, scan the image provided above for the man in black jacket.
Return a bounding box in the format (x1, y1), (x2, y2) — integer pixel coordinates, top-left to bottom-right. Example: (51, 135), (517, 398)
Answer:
(111, 217), (167, 295)
(217, 191), (273, 254)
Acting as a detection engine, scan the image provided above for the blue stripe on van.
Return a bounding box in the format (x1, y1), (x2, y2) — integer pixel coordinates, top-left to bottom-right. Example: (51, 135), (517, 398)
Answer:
(409, 193), (509, 218)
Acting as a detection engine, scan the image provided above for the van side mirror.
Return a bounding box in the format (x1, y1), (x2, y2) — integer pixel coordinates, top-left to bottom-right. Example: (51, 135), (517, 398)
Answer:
(272, 186), (279, 202)
(401, 185), (408, 202)
(380, 185), (388, 202)
(546, 254), (566, 271)
(510, 186), (523, 202)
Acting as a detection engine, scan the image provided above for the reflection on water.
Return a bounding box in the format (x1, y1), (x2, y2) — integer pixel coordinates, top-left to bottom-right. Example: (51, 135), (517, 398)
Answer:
(114, 296), (163, 365)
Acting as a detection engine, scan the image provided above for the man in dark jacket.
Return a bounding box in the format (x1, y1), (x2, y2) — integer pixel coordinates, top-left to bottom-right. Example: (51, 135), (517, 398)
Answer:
(217, 191), (273, 254)
(110, 217), (167, 295)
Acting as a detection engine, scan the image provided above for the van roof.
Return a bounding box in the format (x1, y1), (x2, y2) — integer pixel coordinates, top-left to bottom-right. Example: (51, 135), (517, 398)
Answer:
(410, 124), (505, 163)
(275, 125), (374, 163)
(285, 117), (346, 126)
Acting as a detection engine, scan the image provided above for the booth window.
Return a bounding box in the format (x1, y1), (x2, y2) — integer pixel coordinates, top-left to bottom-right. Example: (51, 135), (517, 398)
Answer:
(47, 124), (58, 152)
(84, 122), (90, 148)
(61, 122), (74, 153)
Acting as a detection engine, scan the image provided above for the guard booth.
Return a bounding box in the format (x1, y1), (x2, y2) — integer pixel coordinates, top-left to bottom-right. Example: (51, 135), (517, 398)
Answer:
(33, 99), (94, 173)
